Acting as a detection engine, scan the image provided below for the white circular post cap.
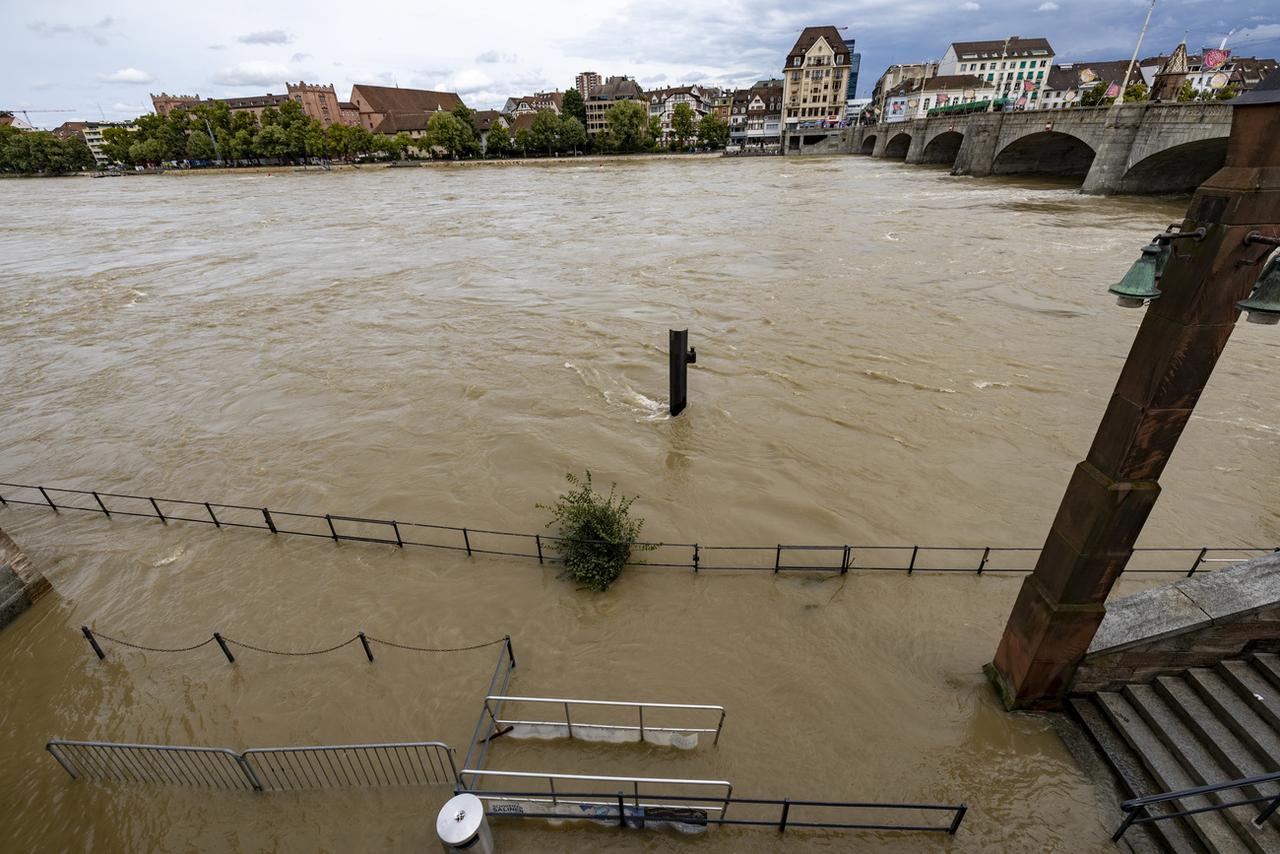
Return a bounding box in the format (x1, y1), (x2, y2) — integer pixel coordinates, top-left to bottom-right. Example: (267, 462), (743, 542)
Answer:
(437, 793), (485, 845)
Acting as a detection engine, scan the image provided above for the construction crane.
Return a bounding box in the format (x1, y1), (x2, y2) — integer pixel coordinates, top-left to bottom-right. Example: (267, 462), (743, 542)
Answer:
(1, 108), (78, 129)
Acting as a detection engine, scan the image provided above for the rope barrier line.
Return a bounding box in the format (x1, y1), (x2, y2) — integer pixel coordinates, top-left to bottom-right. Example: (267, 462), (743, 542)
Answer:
(81, 626), (510, 663)
(3, 479), (1275, 577)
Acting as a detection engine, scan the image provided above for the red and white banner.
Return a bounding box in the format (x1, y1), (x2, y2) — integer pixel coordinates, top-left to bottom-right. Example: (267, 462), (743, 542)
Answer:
(1202, 48), (1231, 71)
(937, 93), (950, 105)
(1023, 80), (1036, 92)
(1105, 83), (1121, 98)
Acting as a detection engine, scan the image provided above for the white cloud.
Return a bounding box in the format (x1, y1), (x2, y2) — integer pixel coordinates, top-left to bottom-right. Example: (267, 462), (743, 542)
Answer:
(238, 29), (291, 45)
(98, 67), (154, 84)
(291, 52), (311, 62)
(1036, 1), (1059, 9)
(960, 1), (980, 9)
(475, 50), (500, 63)
(211, 60), (291, 87)
(28, 17), (114, 45)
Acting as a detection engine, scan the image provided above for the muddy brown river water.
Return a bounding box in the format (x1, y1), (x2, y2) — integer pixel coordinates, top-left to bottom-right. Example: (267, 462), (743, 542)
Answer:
(2, 156), (1278, 852)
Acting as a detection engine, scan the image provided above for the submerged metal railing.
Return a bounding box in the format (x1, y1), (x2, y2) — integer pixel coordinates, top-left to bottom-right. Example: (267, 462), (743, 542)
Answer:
(46, 739), (458, 791)
(1113, 771), (1280, 842)
(461, 769), (735, 816)
(2, 479), (1273, 577)
(483, 695), (726, 745)
(460, 776), (967, 834)
(459, 638), (517, 788)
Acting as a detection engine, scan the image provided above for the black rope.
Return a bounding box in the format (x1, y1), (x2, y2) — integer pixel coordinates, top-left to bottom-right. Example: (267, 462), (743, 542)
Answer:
(87, 629), (508, 656)
(364, 635), (508, 653)
(91, 631), (216, 653)
(220, 635), (360, 656)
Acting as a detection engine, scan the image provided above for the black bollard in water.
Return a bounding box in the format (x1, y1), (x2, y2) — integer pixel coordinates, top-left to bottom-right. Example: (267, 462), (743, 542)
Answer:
(669, 329), (696, 417)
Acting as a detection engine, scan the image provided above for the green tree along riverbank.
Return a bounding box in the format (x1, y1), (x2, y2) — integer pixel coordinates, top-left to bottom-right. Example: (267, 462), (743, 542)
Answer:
(87, 96), (720, 171)
(0, 125), (94, 174)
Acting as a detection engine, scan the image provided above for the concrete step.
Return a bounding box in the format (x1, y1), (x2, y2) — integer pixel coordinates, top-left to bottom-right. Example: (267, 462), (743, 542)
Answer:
(1251, 653), (1280, 695)
(1098, 691), (1249, 854)
(1069, 696), (1207, 854)
(1217, 660), (1280, 733)
(1126, 683), (1280, 854)
(1185, 669), (1280, 771)
(1156, 676), (1280, 786)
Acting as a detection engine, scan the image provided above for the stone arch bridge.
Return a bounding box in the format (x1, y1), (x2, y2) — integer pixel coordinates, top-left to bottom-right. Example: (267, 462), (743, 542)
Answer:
(790, 103), (1233, 195)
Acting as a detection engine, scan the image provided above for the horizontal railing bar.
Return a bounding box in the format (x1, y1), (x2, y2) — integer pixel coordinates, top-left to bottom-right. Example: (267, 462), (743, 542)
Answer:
(244, 741), (452, 754)
(466, 788), (963, 811)
(488, 695), (724, 711)
(462, 769), (731, 787)
(4, 480), (1271, 579)
(495, 719), (718, 734)
(1130, 794), (1278, 823)
(1122, 771), (1280, 808)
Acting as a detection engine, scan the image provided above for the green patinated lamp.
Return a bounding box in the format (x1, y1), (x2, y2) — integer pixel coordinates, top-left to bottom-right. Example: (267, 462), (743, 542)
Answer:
(1108, 240), (1170, 307)
(1237, 254), (1280, 325)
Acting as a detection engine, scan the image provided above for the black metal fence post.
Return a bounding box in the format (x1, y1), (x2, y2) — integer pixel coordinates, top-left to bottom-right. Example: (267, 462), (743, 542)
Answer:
(462, 528), (472, 556)
(908, 545), (918, 575)
(325, 514), (338, 542)
(779, 798), (790, 831)
(38, 486), (58, 512)
(91, 491), (111, 517)
(81, 626), (105, 660)
(1188, 547), (1208, 577)
(617, 791), (626, 827)
(977, 546), (990, 575)
(841, 546), (850, 575)
(392, 521), (403, 548)
(205, 502), (221, 527)
(535, 534), (544, 564)
(774, 545), (781, 573)
(213, 632), (235, 663)
(669, 329), (695, 417)
(693, 544), (700, 572)
(504, 635), (516, 669)
(948, 804), (968, 835)
(262, 509), (277, 534)
(148, 497), (166, 524)
(358, 631), (374, 662)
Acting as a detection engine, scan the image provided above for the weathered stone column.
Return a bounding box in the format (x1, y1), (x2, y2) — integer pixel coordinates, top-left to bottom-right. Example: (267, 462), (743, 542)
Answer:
(951, 113), (1005, 177)
(987, 73), (1280, 710)
(1080, 102), (1147, 195)
(0, 527), (50, 630)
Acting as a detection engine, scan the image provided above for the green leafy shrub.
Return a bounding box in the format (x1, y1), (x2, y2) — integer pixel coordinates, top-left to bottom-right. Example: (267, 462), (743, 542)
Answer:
(539, 472), (654, 591)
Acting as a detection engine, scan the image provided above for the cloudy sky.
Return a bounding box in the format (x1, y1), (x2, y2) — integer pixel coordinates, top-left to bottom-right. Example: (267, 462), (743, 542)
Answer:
(6, 0), (1279, 125)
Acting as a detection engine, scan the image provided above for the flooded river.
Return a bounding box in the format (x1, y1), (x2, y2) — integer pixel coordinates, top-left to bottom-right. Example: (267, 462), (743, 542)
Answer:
(1, 155), (1278, 852)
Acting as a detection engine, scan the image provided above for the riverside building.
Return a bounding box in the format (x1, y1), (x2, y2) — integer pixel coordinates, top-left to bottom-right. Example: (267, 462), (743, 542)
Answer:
(937, 36), (1055, 108)
(782, 25), (853, 129)
(583, 76), (645, 140)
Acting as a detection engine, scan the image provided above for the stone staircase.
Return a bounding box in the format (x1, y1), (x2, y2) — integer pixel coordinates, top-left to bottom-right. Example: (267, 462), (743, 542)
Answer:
(1069, 653), (1280, 853)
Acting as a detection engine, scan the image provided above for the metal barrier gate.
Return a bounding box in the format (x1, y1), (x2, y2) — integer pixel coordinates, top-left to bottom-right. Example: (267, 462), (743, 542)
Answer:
(46, 739), (458, 791)
(482, 694), (726, 746)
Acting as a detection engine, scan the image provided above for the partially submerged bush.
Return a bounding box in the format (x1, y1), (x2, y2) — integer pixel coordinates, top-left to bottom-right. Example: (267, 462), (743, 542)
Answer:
(539, 472), (654, 591)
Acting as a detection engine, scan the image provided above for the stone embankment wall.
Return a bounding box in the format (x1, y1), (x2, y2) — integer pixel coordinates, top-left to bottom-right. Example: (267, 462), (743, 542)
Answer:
(0, 527), (49, 630)
(1072, 552), (1280, 693)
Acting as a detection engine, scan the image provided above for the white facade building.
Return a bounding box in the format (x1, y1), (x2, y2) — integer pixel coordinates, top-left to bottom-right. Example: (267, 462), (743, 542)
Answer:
(939, 36), (1055, 108)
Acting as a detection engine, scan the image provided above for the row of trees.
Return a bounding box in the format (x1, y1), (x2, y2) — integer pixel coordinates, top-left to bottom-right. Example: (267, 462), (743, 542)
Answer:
(99, 99), (417, 166)
(35, 91), (733, 171)
(0, 125), (95, 174)
(1078, 80), (1237, 107)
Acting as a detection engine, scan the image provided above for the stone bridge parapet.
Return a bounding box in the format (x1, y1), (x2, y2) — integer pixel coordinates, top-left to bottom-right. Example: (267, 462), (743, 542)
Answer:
(814, 103), (1233, 194)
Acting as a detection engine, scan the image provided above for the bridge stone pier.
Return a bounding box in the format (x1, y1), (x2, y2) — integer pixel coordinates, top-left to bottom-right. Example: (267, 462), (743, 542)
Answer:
(822, 103), (1232, 195)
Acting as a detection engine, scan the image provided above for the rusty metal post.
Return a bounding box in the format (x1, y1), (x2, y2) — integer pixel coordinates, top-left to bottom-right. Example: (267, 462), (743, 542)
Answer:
(987, 73), (1280, 710)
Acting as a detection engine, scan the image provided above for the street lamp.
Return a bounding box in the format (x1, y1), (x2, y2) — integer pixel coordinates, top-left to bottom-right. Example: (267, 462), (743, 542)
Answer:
(1108, 227), (1204, 307)
(1237, 246), (1280, 324)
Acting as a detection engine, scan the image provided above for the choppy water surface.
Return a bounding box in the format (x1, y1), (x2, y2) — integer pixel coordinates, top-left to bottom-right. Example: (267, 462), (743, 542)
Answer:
(1, 156), (1277, 852)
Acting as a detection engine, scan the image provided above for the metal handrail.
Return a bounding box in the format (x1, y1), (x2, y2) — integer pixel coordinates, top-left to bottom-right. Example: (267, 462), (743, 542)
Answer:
(461, 768), (734, 816)
(1113, 770), (1280, 841)
(2, 479), (1273, 577)
(47, 738), (459, 792)
(462, 786), (967, 834)
(483, 694), (726, 744)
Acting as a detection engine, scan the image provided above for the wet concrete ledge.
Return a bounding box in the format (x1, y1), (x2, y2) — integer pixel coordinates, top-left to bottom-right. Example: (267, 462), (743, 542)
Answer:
(0, 527), (49, 631)
(1073, 551), (1280, 692)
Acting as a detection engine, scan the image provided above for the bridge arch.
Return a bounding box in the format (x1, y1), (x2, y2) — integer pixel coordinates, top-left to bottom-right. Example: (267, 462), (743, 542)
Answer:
(1117, 136), (1228, 195)
(884, 132), (912, 159)
(921, 131), (964, 165)
(992, 131), (1096, 178)
(860, 134), (877, 155)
